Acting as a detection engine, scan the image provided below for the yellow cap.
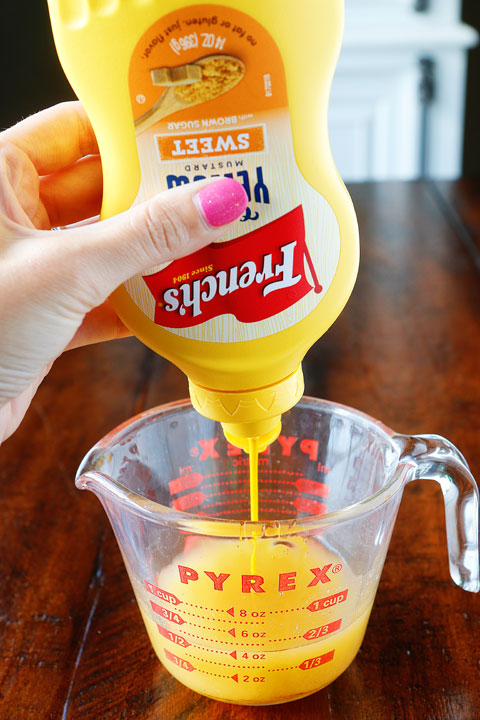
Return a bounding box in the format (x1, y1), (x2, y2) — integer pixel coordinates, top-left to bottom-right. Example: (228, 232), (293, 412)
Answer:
(188, 365), (304, 443)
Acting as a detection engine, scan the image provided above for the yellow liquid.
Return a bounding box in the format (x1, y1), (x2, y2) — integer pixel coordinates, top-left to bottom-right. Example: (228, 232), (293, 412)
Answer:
(248, 440), (260, 574)
(138, 535), (374, 705)
(248, 439), (259, 523)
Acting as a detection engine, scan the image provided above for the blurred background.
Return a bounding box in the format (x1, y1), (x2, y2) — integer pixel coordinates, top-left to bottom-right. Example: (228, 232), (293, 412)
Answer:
(0, 0), (479, 180)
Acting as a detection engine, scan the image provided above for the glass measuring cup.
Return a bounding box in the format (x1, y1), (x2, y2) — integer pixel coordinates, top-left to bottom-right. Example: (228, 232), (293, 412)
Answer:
(76, 398), (479, 706)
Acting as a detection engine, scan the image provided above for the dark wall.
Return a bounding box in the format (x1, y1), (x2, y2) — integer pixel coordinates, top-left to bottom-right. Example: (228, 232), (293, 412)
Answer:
(462, 0), (480, 177)
(0, 1), (74, 131)
(1, 3), (479, 175)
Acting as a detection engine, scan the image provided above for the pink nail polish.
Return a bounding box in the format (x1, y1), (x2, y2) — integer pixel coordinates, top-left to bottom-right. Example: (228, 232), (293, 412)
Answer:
(195, 178), (248, 227)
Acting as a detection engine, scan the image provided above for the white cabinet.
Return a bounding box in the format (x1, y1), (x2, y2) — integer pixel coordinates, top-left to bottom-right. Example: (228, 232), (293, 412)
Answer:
(329, 0), (478, 180)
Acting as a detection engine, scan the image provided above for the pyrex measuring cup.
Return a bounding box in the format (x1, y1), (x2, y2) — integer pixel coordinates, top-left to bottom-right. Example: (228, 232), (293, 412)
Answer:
(76, 398), (479, 706)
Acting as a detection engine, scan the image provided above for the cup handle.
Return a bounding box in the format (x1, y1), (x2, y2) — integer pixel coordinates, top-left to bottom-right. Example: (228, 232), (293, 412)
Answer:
(393, 434), (479, 593)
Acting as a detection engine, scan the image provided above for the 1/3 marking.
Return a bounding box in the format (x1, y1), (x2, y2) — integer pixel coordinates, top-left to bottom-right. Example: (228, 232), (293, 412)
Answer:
(299, 649), (335, 671)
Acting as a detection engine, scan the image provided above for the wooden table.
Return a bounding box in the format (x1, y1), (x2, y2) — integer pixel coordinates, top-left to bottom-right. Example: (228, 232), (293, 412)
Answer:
(1, 180), (479, 720)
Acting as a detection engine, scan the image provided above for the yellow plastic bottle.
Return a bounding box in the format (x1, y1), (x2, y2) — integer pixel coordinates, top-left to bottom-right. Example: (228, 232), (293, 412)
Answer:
(47, 0), (359, 444)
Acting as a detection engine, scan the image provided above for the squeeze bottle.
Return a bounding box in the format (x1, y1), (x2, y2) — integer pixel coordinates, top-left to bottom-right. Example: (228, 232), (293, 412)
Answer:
(46, 0), (359, 445)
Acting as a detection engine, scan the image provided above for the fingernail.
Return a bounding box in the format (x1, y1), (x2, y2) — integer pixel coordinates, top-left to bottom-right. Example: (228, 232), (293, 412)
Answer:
(194, 178), (248, 228)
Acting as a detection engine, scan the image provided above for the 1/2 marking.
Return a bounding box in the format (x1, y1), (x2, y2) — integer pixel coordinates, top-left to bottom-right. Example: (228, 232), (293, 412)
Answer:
(157, 625), (191, 648)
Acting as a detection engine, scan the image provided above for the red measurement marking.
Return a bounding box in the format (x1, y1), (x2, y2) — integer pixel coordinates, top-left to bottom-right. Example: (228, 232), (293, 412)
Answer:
(164, 649), (195, 672)
(151, 601), (185, 625)
(203, 470), (250, 478)
(231, 673), (239, 683)
(144, 581), (182, 606)
(180, 611), (262, 626)
(203, 499), (249, 510)
(308, 589), (349, 613)
(294, 497), (327, 515)
(202, 480), (248, 492)
(226, 607), (235, 617)
(184, 653), (262, 670)
(263, 469), (303, 475)
(230, 650), (237, 659)
(228, 628), (236, 637)
(303, 618), (342, 640)
(299, 649), (335, 671)
(296, 478), (330, 498)
(169, 472), (203, 496)
(215, 508), (297, 517)
(157, 625), (191, 648)
(172, 491), (204, 511)
(182, 630), (267, 647)
(205, 496), (299, 512)
(183, 601), (229, 612)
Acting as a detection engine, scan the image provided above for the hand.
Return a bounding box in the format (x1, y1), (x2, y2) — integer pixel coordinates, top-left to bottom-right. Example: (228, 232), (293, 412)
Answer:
(0, 102), (247, 442)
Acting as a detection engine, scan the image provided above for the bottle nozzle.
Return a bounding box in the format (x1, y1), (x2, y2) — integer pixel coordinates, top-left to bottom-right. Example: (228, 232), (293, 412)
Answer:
(188, 365), (304, 448)
(222, 417), (282, 453)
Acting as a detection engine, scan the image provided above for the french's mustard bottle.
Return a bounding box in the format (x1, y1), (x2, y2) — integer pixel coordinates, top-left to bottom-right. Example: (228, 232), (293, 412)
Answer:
(47, 0), (359, 445)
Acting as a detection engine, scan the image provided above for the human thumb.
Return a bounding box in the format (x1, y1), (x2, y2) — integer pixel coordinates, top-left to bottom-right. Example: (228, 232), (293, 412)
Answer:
(54, 177), (248, 308)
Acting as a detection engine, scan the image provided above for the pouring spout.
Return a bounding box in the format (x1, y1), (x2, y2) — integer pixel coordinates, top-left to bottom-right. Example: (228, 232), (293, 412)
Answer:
(75, 470), (135, 506)
(76, 470), (115, 493)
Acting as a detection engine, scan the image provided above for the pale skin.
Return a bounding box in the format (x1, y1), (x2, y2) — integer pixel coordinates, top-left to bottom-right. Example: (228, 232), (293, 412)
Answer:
(0, 102), (240, 443)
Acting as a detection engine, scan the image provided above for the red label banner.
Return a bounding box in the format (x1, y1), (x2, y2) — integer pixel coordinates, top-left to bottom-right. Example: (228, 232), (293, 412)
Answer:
(143, 206), (322, 327)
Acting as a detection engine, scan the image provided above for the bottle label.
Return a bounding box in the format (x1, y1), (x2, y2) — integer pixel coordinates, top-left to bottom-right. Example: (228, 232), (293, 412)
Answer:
(128, 4), (340, 343)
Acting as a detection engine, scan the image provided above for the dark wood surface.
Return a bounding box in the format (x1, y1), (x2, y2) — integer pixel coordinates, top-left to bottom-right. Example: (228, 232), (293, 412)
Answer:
(1, 180), (479, 720)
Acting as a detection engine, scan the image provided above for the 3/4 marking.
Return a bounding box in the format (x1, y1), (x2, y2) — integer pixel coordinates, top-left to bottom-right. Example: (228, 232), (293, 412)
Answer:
(151, 601), (185, 625)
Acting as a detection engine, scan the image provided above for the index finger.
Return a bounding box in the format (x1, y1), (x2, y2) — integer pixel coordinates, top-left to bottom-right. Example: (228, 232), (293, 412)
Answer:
(0, 102), (98, 175)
